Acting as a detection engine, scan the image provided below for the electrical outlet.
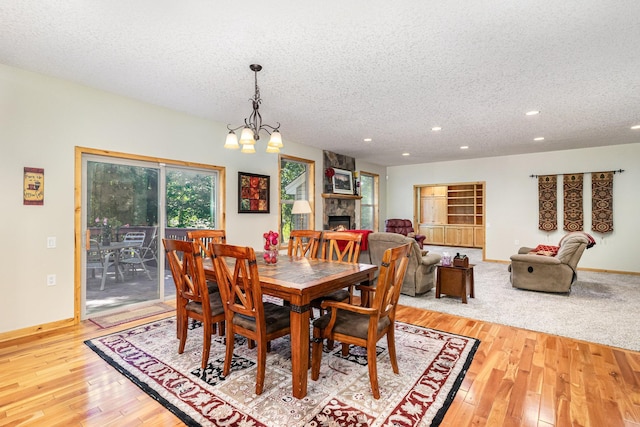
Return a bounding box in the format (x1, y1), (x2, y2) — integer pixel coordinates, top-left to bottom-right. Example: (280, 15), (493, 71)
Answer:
(47, 274), (56, 286)
(47, 237), (56, 248)
(514, 239), (520, 245)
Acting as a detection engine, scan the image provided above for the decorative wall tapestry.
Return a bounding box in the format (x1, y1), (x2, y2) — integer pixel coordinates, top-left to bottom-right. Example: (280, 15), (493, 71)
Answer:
(563, 174), (584, 232)
(592, 171), (614, 233)
(538, 175), (557, 231)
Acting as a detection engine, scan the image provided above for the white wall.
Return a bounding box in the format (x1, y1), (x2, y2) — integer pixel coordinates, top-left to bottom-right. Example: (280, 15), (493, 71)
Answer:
(0, 64), (354, 334)
(386, 145), (640, 273)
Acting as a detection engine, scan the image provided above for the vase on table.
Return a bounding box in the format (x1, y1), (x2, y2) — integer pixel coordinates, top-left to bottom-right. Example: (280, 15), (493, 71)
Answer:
(263, 230), (279, 265)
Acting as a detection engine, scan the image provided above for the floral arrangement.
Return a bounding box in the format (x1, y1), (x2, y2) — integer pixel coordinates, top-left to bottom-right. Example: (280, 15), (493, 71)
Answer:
(324, 167), (335, 179)
(262, 230), (279, 264)
(96, 217), (112, 245)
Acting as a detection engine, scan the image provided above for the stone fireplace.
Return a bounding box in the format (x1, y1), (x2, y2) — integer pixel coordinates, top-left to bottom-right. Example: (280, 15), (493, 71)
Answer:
(322, 150), (358, 230)
(327, 215), (351, 230)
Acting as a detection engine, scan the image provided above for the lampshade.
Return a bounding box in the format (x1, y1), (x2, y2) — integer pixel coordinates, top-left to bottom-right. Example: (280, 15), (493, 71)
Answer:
(267, 130), (283, 148)
(292, 200), (312, 214)
(224, 131), (240, 149)
(239, 126), (256, 146)
(265, 144), (280, 153)
(240, 144), (256, 154)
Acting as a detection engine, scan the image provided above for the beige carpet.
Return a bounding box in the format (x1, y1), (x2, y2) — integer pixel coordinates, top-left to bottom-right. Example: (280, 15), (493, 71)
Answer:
(400, 246), (640, 351)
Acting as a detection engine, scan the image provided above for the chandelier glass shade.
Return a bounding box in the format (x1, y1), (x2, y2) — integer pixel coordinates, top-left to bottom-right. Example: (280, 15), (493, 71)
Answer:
(224, 64), (283, 153)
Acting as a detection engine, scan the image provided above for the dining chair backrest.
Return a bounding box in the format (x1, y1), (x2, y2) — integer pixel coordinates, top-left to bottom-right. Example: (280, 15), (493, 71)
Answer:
(122, 231), (146, 246)
(288, 230), (322, 259)
(210, 243), (263, 320)
(163, 238), (208, 302)
(187, 229), (226, 258)
(371, 242), (412, 318)
(87, 239), (104, 266)
(320, 231), (362, 263)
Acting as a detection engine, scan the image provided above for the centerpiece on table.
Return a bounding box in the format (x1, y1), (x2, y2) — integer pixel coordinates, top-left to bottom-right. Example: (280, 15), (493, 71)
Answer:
(263, 230), (279, 265)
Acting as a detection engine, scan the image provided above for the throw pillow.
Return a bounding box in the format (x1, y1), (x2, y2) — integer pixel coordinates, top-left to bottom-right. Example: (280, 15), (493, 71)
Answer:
(529, 244), (560, 256)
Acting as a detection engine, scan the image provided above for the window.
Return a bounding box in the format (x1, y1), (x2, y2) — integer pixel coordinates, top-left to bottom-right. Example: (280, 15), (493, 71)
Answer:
(360, 171), (379, 231)
(279, 155), (315, 246)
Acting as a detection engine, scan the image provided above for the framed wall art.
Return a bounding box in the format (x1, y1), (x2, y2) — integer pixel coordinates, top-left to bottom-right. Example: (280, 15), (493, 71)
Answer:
(331, 168), (354, 195)
(23, 167), (45, 205)
(238, 172), (270, 213)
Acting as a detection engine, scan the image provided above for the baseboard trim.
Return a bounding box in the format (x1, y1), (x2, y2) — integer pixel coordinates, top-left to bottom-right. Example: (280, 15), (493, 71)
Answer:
(0, 317), (76, 344)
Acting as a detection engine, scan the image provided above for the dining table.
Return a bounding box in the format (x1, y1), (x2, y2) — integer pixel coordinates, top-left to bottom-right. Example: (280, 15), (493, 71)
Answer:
(204, 254), (377, 399)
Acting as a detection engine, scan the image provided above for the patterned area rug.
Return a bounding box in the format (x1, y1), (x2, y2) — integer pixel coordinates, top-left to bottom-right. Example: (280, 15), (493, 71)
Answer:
(89, 303), (174, 329)
(85, 317), (479, 426)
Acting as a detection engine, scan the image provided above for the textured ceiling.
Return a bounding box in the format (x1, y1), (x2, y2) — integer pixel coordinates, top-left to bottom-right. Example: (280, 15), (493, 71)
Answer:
(1, 1), (639, 166)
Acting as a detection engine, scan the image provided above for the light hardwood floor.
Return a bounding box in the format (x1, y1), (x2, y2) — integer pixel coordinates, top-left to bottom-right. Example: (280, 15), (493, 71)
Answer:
(1, 304), (638, 426)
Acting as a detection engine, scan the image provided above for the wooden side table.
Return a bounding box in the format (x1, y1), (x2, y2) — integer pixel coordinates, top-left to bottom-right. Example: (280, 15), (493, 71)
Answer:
(435, 264), (475, 303)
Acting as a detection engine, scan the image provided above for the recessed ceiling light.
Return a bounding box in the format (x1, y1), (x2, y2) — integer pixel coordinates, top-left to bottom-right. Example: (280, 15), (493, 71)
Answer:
(631, 125), (640, 130)
(402, 152), (410, 156)
(525, 110), (540, 116)
(363, 138), (372, 142)
(431, 126), (442, 131)
(534, 137), (545, 141)
(460, 146), (469, 150)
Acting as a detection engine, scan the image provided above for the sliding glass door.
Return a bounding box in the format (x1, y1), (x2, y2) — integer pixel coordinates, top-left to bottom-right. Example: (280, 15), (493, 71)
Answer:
(82, 156), (161, 317)
(81, 154), (223, 318)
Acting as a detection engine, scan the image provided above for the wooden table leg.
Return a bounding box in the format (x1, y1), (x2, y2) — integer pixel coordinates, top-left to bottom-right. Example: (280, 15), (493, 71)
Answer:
(288, 299), (310, 399)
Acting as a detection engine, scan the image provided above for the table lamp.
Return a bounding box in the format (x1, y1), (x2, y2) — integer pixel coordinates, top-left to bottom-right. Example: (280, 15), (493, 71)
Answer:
(292, 200), (312, 230)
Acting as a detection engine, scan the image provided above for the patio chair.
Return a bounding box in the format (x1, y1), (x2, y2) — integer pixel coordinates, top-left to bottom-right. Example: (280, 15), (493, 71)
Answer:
(119, 231), (153, 280)
(87, 239), (123, 291)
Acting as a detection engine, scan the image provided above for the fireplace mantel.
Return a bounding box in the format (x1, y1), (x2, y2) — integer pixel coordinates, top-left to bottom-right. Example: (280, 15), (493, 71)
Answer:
(321, 193), (362, 200)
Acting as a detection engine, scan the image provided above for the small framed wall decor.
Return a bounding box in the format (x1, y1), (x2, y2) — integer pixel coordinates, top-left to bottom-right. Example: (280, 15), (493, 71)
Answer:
(23, 167), (45, 205)
(238, 172), (270, 213)
(331, 168), (354, 195)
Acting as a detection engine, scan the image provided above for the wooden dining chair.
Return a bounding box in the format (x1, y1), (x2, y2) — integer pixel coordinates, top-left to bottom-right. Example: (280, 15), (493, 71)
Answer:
(162, 238), (225, 369)
(287, 229), (321, 258)
(187, 229), (226, 293)
(311, 242), (411, 399)
(209, 242), (291, 395)
(186, 229), (227, 259)
(310, 231), (363, 317)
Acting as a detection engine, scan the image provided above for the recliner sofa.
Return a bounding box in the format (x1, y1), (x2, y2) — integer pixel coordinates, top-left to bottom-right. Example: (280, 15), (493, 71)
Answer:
(508, 232), (593, 293)
(384, 219), (426, 248)
(368, 232), (441, 296)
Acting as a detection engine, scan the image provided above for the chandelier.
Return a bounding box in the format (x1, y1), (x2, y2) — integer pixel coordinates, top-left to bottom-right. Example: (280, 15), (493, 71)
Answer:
(224, 64), (283, 154)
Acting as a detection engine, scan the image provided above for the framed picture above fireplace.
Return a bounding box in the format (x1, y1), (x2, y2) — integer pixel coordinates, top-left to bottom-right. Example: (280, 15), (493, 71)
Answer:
(331, 168), (354, 195)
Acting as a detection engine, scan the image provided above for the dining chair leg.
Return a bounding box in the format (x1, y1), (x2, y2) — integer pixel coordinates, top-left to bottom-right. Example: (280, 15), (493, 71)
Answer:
(223, 326), (235, 377)
(367, 343), (380, 399)
(201, 320), (212, 370)
(311, 333), (323, 381)
(387, 327), (399, 374)
(178, 308), (188, 354)
(255, 341), (267, 395)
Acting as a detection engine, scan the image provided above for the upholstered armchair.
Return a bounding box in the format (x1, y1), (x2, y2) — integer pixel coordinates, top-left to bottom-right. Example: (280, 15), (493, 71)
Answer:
(368, 232), (441, 296)
(508, 232), (594, 293)
(385, 219), (426, 248)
